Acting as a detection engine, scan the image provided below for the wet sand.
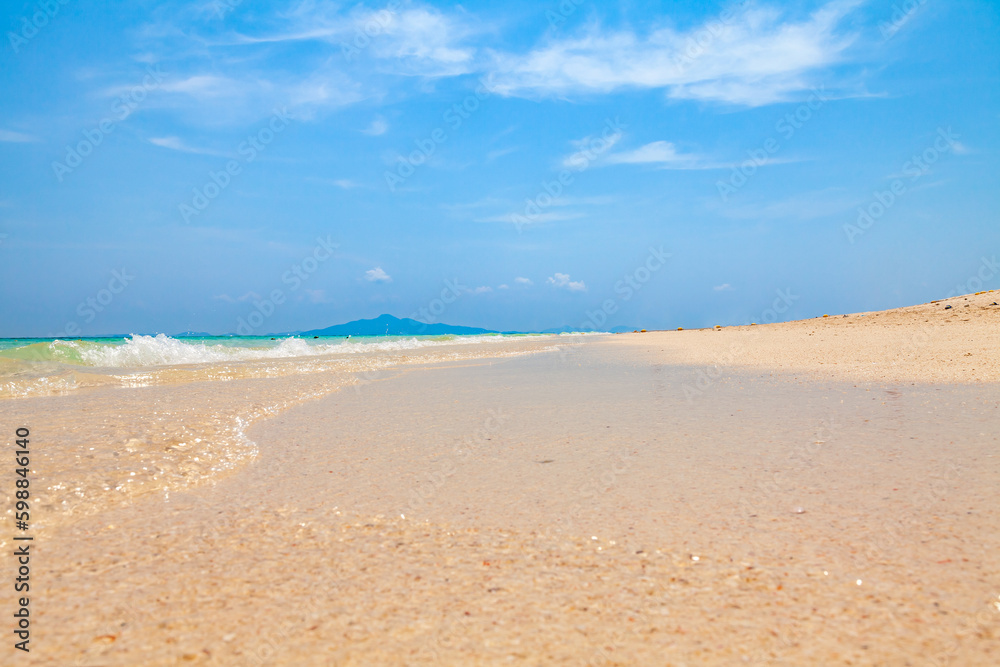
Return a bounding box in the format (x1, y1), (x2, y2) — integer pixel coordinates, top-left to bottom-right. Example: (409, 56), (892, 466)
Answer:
(6, 297), (1000, 665)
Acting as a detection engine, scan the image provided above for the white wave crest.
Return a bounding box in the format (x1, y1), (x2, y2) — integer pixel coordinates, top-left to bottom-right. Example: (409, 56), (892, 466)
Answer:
(68, 333), (515, 368)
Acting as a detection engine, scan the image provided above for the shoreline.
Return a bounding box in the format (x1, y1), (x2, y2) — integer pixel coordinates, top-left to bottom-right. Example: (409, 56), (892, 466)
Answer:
(5, 293), (999, 665)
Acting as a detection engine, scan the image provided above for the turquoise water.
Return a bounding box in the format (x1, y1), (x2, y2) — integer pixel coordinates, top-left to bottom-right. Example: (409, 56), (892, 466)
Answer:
(0, 333), (538, 367)
(0, 334), (552, 375)
(0, 332), (572, 399)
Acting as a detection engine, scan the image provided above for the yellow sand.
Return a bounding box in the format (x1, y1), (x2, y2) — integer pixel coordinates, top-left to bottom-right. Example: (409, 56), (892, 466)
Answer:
(632, 289), (1000, 384)
(4, 294), (999, 666)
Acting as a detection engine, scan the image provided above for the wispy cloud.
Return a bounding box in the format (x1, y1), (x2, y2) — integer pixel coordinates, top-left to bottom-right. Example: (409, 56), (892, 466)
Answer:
(561, 130), (623, 169)
(121, 0), (866, 136)
(227, 5), (480, 78)
(604, 140), (804, 170)
(0, 130), (36, 143)
(547, 272), (586, 292)
(305, 288), (331, 303)
(161, 74), (236, 97)
(213, 291), (260, 303)
(950, 141), (971, 155)
(486, 146), (519, 161)
(717, 187), (859, 221)
(713, 283), (734, 291)
(605, 140), (719, 169)
(362, 116), (388, 136)
(148, 136), (227, 156)
(489, 1), (864, 106)
(515, 277), (533, 286)
(366, 7), (479, 77)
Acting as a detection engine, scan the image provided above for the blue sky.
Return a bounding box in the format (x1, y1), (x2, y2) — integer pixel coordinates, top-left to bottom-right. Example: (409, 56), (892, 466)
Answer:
(1, 0), (998, 336)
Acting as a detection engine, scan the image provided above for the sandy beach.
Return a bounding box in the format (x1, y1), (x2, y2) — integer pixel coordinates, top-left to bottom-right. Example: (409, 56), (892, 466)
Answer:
(3, 294), (999, 665)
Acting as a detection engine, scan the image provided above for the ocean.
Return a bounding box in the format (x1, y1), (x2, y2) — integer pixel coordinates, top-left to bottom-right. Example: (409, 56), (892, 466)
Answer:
(0, 333), (553, 399)
(0, 333), (568, 527)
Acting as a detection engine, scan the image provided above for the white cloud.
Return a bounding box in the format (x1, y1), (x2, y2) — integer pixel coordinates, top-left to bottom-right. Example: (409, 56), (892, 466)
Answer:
(498, 284), (509, 289)
(515, 277), (533, 286)
(213, 291), (259, 303)
(148, 136), (226, 155)
(605, 140), (718, 169)
(232, 5), (478, 78)
(362, 117), (388, 136)
(608, 141), (684, 164)
(487, 146), (519, 161)
(143, 66), (362, 126)
(332, 179), (360, 189)
(365, 267), (392, 283)
(159, 75), (254, 102)
(370, 7), (477, 77)
(470, 286), (493, 294)
(561, 130), (623, 169)
(950, 141), (971, 155)
(118, 0), (867, 142)
(713, 283), (734, 292)
(0, 130), (36, 143)
(489, 1), (863, 106)
(547, 273), (587, 292)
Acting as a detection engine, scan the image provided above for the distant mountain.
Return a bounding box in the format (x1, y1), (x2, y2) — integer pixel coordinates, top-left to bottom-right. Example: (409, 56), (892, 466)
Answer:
(299, 314), (497, 337)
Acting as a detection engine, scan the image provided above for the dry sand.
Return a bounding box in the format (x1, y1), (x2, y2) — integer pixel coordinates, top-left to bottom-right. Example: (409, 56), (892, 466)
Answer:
(634, 289), (1000, 384)
(5, 294), (1000, 666)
